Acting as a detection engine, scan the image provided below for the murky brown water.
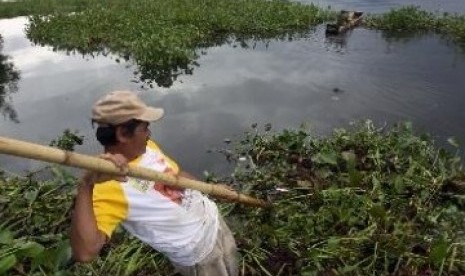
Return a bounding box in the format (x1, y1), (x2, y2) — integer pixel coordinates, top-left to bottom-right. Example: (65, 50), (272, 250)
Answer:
(0, 0), (465, 176)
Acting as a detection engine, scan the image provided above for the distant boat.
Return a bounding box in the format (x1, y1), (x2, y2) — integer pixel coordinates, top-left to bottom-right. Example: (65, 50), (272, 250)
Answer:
(326, 11), (364, 35)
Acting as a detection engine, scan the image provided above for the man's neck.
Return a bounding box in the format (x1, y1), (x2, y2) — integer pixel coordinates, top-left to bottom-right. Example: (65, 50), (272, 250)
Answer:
(105, 145), (140, 162)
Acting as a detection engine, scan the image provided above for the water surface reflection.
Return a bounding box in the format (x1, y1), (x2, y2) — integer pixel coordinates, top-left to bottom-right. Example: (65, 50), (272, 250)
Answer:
(0, 34), (20, 123)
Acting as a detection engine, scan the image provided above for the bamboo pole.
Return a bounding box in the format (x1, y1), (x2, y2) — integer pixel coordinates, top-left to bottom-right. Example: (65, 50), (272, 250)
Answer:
(0, 136), (270, 208)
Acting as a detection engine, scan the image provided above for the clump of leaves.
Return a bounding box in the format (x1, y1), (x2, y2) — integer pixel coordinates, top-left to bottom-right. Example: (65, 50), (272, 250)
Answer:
(0, 0), (91, 19)
(49, 129), (84, 151)
(365, 6), (465, 46)
(440, 15), (465, 46)
(0, 227), (72, 276)
(0, 167), (75, 274)
(73, 235), (171, 276)
(220, 121), (465, 275)
(365, 6), (438, 32)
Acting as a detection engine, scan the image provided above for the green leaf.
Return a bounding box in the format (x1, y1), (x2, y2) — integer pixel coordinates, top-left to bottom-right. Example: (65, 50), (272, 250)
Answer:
(394, 176), (405, 193)
(327, 237), (339, 250)
(313, 151), (338, 165)
(0, 230), (14, 245)
(369, 204), (386, 221)
(52, 240), (72, 269)
(341, 151), (356, 170)
(18, 241), (45, 258)
(429, 239), (449, 266)
(0, 254), (17, 275)
(340, 264), (358, 273)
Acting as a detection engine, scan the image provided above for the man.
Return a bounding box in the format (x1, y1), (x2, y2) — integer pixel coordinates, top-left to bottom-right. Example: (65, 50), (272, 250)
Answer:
(71, 90), (238, 276)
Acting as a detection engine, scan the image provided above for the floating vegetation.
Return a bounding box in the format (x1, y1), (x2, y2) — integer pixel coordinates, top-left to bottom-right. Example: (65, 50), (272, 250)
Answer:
(0, 167), (75, 275)
(49, 129), (84, 151)
(4, 2), (465, 87)
(23, 0), (334, 87)
(2, 121), (464, 275)
(365, 6), (465, 47)
(0, 0), (98, 19)
(219, 121), (465, 275)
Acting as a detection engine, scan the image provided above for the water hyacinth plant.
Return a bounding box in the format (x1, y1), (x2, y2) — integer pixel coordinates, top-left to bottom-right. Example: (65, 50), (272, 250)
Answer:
(0, 0), (96, 19)
(24, 0), (334, 87)
(220, 121), (465, 275)
(365, 6), (465, 47)
(2, 2), (465, 87)
(0, 167), (75, 275)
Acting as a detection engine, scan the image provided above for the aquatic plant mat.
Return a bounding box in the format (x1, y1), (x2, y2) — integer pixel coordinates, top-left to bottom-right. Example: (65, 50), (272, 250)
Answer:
(3, 1), (465, 87)
(1, 121), (464, 275)
(21, 0), (334, 87)
(365, 6), (465, 47)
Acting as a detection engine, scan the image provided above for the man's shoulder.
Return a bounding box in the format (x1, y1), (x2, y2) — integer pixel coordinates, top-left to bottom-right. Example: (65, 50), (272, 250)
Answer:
(146, 139), (161, 151)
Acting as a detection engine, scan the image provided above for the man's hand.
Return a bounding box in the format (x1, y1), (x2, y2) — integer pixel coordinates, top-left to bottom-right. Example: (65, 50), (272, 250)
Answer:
(81, 153), (129, 186)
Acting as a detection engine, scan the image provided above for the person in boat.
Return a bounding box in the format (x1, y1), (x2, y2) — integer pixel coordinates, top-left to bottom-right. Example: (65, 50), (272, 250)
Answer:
(336, 10), (354, 26)
(70, 90), (238, 276)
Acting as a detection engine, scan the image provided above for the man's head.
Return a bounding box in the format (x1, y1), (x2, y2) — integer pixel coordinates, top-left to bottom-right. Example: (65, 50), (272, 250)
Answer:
(91, 91), (163, 157)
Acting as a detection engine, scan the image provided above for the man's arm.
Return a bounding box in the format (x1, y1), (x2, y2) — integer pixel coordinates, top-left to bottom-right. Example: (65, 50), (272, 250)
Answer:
(70, 153), (129, 262)
(70, 174), (107, 263)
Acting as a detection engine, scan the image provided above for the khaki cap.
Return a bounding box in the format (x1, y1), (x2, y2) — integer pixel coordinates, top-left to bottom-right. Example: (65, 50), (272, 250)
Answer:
(92, 90), (164, 125)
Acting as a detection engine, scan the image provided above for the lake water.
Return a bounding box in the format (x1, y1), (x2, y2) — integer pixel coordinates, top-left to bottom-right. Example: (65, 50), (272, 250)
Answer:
(0, 0), (465, 177)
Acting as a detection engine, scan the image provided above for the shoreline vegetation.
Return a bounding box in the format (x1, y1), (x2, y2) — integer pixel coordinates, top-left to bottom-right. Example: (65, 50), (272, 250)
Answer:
(1, 121), (464, 275)
(1, 0), (465, 275)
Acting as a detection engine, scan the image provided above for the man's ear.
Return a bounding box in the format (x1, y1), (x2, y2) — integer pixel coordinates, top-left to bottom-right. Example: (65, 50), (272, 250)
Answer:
(115, 126), (129, 144)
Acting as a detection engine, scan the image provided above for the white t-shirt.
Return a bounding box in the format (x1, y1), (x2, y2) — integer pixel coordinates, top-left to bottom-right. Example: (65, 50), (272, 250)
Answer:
(92, 140), (219, 266)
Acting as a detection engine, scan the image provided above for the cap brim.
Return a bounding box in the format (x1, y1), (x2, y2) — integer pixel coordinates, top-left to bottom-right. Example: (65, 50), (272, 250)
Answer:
(136, 107), (164, 122)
